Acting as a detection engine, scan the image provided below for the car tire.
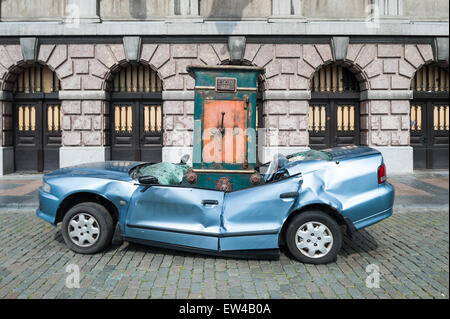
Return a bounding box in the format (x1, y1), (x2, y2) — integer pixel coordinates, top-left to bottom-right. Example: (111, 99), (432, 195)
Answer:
(285, 210), (342, 264)
(61, 202), (114, 254)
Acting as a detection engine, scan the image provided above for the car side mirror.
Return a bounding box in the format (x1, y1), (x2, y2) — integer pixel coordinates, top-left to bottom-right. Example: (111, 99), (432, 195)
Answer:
(138, 175), (159, 185)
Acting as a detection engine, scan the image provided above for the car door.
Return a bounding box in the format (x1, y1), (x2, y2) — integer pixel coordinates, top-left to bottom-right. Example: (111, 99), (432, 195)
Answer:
(220, 174), (302, 251)
(125, 185), (224, 251)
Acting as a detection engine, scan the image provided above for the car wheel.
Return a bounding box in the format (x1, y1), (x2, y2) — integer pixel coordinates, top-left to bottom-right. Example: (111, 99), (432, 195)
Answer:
(285, 210), (342, 264)
(61, 202), (114, 254)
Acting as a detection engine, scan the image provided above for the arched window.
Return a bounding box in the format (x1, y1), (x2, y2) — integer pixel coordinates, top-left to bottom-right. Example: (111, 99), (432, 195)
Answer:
(12, 65), (61, 172)
(309, 64), (360, 149)
(109, 64), (163, 162)
(410, 64), (449, 169)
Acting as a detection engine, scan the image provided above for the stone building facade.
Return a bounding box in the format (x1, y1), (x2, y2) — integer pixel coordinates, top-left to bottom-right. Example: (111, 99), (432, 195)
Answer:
(0, 0), (449, 174)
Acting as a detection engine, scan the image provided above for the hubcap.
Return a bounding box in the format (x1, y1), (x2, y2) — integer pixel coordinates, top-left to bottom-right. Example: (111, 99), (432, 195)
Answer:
(68, 213), (100, 248)
(295, 221), (333, 258)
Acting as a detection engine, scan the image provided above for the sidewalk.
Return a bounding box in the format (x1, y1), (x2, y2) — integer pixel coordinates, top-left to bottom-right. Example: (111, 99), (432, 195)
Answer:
(0, 171), (448, 212)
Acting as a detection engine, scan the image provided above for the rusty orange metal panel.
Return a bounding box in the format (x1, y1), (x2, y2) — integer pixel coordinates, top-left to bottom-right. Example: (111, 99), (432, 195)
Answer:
(203, 100), (247, 164)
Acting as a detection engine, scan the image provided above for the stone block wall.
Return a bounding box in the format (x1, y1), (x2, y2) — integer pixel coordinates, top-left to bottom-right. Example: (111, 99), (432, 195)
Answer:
(0, 41), (437, 170)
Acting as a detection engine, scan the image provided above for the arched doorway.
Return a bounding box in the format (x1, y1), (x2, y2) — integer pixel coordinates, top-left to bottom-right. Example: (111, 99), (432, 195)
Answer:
(13, 65), (61, 172)
(109, 64), (163, 162)
(410, 64), (449, 169)
(308, 64), (360, 149)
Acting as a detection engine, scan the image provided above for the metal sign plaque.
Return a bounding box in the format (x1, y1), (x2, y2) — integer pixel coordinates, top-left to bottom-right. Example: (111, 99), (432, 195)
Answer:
(216, 77), (237, 92)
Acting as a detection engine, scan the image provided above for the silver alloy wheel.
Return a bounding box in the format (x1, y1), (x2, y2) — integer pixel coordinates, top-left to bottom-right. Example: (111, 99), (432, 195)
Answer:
(68, 213), (100, 248)
(295, 221), (333, 258)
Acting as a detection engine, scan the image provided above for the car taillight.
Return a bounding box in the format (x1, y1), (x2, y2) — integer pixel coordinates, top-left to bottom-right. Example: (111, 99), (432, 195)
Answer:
(378, 163), (386, 184)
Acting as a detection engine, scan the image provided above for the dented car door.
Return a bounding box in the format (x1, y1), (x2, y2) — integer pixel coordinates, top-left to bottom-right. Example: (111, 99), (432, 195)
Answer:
(220, 174), (303, 251)
(125, 186), (224, 251)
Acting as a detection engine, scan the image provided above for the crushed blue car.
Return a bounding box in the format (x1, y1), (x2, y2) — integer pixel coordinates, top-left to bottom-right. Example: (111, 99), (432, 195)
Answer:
(36, 145), (394, 264)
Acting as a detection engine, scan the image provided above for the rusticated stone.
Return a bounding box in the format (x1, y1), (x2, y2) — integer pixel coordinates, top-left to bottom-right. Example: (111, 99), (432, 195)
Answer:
(288, 131), (308, 146)
(109, 44), (126, 63)
(391, 100), (409, 114)
(381, 116), (400, 130)
(267, 101), (288, 115)
(401, 115), (410, 130)
(62, 116), (71, 130)
(47, 45), (67, 70)
(62, 100), (81, 115)
(391, 75), (411, 90)
(266, 75), (288, 90)
(383, 59), (398, 74)
(82, 131), (102, 146)
(92, 116), (102, 130)
(303, 45), (322, 69)
(82, 75), (103, 90)
(184, 75), (195, 90)
(172, 44), (197, 58)
(267, 130), (288, 147)
(315, 44), (333, 63)
(288, 101), (308, 115)
(174, 115), (194, 130)
(266, 115), (278, 129)
(360, 116), (368, 130)
(371, 116), (380, 130)
(244, 44), (261, 62)
(164, 116), (174, 130)
(378, 45), (402, 58)
(6, 45), (23, 64)
(73, 59), (89, 74)
(61, 75), (81, 90)
(140, 44), (158, 63)
(0, 46), (14, 69)
(398, 60), (416, 78)
(278, 115), (299, 130)
(82, 101), (102, 115)
(404, 45), (424, 68)
(365, 60), (383, 78)
(184, 101), (194, 115)
(212, 44), (229, 62)
(355, 45), (377, 69)
(164, 101), (184, 115)
(38, 45), (55, 64)
(56, 60), (73, 79)
(417, 44), (434, 63)
(63, 132), (81, 146)
(391, 131), (409, 146)
(69, 45), (94, 58)
(89, 59), (109, 79)
(275, 44), (301, 58)
(95, 44), (116, 68)
(164, 130), (186, 146)
(289, 75), (308, 90)
(265, 60), (280, 78)
(150, 44), (170, 69)
(198, 44), (220, 66)
(281, 59), (296, 74)
(158, 60), (176, 79)
(345, 44), (363, 62)
(371, 131), (390, 146)
(253, 45), (275, 67)
(72, 116), (91, 130)
(370, 75), (390, 90)
(370, 100), (390, 114)
(297, 59), (315, 78)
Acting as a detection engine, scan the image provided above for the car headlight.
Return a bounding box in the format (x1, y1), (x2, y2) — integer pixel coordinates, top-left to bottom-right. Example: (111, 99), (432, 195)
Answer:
(42, 182), (51, 193)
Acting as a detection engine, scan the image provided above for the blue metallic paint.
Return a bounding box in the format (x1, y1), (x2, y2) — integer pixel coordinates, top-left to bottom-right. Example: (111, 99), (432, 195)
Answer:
(36, 147), (394, 256)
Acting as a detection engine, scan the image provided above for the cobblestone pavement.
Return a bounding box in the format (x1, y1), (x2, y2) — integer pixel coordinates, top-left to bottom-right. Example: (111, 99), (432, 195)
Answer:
(0, 209), (448, 299)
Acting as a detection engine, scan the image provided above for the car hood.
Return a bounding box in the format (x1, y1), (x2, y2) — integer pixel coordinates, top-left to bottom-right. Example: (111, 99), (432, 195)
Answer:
(45, 161), (144, 181)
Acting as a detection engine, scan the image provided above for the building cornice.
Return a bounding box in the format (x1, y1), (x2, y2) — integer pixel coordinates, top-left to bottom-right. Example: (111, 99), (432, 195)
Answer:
(0, 20), (448, 37)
